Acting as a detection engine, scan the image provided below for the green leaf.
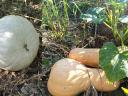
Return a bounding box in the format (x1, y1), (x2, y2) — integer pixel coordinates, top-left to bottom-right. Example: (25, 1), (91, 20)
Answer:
(80, 13), (97, 23)
(121, 51), (128, 77)
(100, 42), (127, 82)
(86, 7), (105, 16)
(80, 7), (106, 24)
(119, 15), (128, 23)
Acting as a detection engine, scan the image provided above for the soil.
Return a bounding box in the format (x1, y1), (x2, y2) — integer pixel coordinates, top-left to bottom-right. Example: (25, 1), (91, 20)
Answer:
(0, 0), (127, 96)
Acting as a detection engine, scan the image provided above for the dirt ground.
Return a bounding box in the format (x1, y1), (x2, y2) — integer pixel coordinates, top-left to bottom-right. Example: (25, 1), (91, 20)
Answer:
(0, 0), (127, 96)
(0, 1), (50, 96)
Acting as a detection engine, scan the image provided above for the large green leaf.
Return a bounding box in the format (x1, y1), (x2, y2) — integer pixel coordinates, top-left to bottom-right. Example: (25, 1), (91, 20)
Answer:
(80, 7), (106, 24)
(100, 42), (128, 82)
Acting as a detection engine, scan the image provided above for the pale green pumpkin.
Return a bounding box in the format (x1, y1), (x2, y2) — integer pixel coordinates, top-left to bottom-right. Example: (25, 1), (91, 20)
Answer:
(0, 15), (39, 71)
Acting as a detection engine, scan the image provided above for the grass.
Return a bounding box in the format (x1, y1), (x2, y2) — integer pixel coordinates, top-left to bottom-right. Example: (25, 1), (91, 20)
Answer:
(42, 0), (69, 39)
(41, 0), (95, 39)
(104, 0), (127, 46)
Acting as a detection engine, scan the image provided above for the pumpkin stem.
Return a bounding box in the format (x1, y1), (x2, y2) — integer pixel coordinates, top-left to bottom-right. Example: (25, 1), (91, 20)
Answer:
(24, 44), (29, 51)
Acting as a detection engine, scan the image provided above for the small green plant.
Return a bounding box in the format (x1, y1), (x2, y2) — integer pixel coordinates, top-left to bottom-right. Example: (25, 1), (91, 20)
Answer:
(80, 7), (106, 36)
(42, 0), (69, 39)
(79, 0), (106, 37)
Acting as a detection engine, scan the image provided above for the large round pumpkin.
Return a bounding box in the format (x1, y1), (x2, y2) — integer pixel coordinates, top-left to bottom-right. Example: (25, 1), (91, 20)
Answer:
(0, 15), (39, 71)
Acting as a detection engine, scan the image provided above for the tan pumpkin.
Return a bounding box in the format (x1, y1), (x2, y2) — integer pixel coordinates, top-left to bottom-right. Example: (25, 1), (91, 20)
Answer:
(48, 58), (120, 96)
(69, 48), (99, 67)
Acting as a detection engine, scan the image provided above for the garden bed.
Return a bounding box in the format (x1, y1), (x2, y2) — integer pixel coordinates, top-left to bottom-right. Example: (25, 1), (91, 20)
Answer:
(0, 0), (128, 96)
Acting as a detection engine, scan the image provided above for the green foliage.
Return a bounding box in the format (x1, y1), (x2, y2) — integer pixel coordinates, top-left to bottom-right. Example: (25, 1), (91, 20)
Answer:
(104, 0), (128, 45)
(80, 7), (106, 24)
(42, 59), (51, 67)
(80, 0), (128, 44)
(99, 1), (128, 82)
(68, 1), (87, 20)
(42, 0), (69, 39)
(82, 0), (104, 6)
(100, 42), (128, 82)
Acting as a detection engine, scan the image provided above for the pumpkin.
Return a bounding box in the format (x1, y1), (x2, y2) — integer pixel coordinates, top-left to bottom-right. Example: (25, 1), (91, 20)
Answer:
(0, 15), (39, 71)
(69, 48), (99, 67)
(48, 58), (120, 96)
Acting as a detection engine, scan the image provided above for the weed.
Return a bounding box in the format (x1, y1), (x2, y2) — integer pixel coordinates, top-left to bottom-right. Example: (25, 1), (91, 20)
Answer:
(42, 0), (69, 39)
(104, 0), (128, 46)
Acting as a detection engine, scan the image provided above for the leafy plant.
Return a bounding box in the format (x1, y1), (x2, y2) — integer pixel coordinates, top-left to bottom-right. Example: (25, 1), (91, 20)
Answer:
(104, 0), (128, 45)
(100, 42), (128, 82)
(80, 0), (128, 43)
(99, 0), (128, 82)
(80, 7), (106, 24)
(80, 7), (106, 37)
